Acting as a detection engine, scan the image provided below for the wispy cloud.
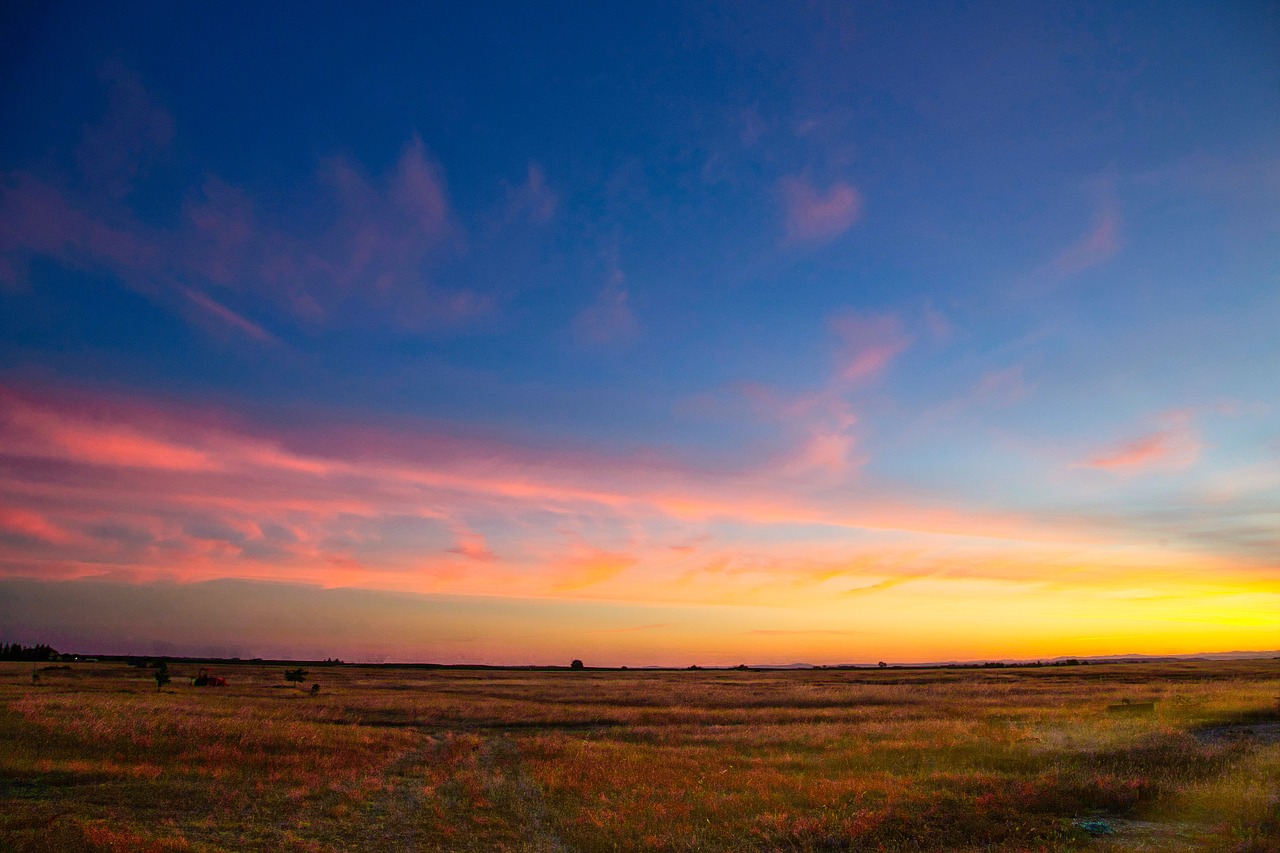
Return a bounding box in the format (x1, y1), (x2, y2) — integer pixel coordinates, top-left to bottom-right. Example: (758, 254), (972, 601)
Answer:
(700, 311), (911, 478)
(1077, 411), (1201, 473)
(744, 629), (864, 637)
(182, 288), (280, 345)
(971, 366), (1034, 408)
(1045, 200), (1122, 280)
(780, 176), (862, 244)
(0, 70), (489, 335)
(830, 311), (911, 383)
(504, 163), (558, 224)
(1, 382), (1267, 614)
(448, 530), (495, 562)
(574, 270), (638, 347)
(0, 174), (157, 289)
(586, 623), (669, 635)
(74, 61), (174, 199)
(551, 544), (639, 592)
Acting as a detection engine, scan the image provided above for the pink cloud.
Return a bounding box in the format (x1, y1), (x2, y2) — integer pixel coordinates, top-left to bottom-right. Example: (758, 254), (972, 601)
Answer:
(712, 313), (911, 478)
(1, 390), (219, 472)
(780, 176), (862, 243)
(1078, 412), (1201, 473)
(0, 70), (489, 334)
(74, 62), (174, 199)
(829, 311), (911, 383)
(505, 163), (558, 224)
(972, 366), (1034, 407)
(1046, 203), (1122, 279)
(0, 507), (77, 545)
(182, 177), (257, 286)
(574, 271), (638, 347)
(387, 136), (451, 236)
(783, 430), (863, 476)
(450, 531), (495, 562)
(3, 381), (1172, 606)
(0, 174), (157, 287)
(728, 380), (862, 477)
(182, 288), (280, 345)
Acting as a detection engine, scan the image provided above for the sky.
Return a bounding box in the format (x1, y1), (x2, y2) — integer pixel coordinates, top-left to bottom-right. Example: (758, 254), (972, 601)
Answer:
(1, 2), (1278, 665)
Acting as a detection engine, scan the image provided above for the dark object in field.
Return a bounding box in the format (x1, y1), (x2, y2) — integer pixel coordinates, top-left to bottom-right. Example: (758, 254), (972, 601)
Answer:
(192, 667), (227, 687)
(285, 667), (308, 685)
(570, 659), (584, 670)
(154, 662), (170, 691)
(310, 683), (320, 695)
(1107, 699), (1155, 714)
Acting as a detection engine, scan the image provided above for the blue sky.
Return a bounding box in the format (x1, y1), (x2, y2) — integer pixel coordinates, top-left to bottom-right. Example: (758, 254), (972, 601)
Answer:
(1, 2), (1277, 663)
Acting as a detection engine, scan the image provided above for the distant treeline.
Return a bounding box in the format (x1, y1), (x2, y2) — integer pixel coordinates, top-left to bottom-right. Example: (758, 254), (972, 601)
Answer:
(0, 643), (61, 661)
(979, 659), (1085, 668)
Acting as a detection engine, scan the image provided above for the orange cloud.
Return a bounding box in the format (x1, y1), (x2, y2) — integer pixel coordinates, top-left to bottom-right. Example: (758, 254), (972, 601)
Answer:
(551, 547), (638, 592)
(586, 623), (669, 635)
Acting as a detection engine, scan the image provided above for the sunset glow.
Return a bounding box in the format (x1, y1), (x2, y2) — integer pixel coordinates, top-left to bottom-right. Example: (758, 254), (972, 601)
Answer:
(2, 3), (1277, 664)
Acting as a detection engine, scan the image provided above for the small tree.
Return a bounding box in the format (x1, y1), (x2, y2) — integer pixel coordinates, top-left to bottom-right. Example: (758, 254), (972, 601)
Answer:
(570, 659), (584, 670)
(284, 667), (308, 686)
(154, 662), (170, 692)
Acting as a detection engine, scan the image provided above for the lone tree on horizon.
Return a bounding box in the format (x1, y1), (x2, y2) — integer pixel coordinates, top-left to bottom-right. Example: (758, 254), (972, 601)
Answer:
(570, 659), (584, 670)
(154, 661), (170, 692)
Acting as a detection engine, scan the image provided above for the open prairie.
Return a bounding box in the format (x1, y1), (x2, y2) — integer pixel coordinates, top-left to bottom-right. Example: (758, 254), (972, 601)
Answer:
(2, 659), (1279, 852)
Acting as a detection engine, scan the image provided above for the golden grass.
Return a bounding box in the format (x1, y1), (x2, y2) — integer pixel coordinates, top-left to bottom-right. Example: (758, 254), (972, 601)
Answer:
(2, 659), (1278, 851)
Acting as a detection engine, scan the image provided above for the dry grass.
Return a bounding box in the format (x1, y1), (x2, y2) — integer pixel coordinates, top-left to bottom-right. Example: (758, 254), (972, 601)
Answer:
(2, 659), (1278, 851)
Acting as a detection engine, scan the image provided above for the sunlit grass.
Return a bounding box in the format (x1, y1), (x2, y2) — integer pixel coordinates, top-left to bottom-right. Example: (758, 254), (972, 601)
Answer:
(2, 659), (1277, 850)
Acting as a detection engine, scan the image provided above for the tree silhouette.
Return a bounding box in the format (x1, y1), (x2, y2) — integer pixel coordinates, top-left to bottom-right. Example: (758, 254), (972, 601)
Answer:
(154, 662), (170, 692)
(570, 659), (584, 670)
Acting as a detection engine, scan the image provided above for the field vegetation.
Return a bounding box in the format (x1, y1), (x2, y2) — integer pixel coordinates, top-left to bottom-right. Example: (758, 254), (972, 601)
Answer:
(2, 658), (1278, 851)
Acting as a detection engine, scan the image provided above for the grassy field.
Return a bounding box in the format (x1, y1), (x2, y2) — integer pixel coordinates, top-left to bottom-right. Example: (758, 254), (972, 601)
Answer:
(2, 659), (1278, 852)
